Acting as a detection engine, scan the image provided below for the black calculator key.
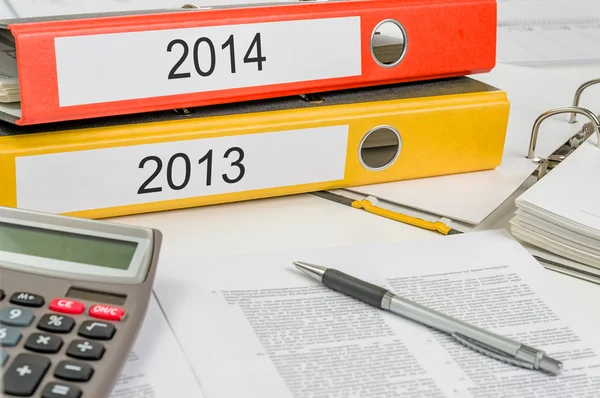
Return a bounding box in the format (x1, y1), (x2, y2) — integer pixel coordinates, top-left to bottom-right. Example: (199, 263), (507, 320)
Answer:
(78, 320), (116, 340)
(38, 314), (75, 334)
(1, 350), (8, 366)
(0, 307), (35, 327)
(41, 382), (82, 398)
(25, 333), (63, 354)
(10, 292), (45, 307)
(66, 339), (105, 360)
(0, 325), (22, 347)
(55, 360), (94, 382)
(0, 289), (4, 301)
(2, 353), (50, 396)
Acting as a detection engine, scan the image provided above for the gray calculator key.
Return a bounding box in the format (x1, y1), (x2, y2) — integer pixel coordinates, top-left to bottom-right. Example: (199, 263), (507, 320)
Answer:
(1, 350), (7, 366)
(0, 306), (35, 327)
(0, 325), (22, 347)
(42, 382), (82, 398)
(2, 353), (50, 396)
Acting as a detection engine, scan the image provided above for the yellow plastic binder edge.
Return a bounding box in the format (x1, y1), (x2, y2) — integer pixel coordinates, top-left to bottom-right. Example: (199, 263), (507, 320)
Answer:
(0, 89), (509, 219)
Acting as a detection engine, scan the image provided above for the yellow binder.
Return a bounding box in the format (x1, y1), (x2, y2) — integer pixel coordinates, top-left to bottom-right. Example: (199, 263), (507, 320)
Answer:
(0, 77), (509, 219)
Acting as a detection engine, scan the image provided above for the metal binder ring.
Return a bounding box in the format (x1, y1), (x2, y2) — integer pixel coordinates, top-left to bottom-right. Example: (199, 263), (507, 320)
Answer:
(569, 78), (600, 123)
(181, 4), (199, 8)
(527, 106), (600, 159)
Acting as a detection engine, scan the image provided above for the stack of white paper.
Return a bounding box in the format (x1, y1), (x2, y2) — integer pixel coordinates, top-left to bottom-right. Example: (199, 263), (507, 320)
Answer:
(510, 142), (600, 273)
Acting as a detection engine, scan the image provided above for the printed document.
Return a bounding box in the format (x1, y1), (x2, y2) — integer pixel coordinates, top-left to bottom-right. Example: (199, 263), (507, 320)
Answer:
(154, 230), (600, 397)
(109, 294), (204, 398)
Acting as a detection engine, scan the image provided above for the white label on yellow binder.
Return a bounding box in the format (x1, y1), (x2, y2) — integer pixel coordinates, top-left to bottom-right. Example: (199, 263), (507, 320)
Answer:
(15, 126), (349, 214)
(53, 17), (362, 107)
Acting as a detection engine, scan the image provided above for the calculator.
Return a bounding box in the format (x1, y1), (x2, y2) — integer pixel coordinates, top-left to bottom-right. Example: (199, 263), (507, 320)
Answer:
(0, 206), (162, 397)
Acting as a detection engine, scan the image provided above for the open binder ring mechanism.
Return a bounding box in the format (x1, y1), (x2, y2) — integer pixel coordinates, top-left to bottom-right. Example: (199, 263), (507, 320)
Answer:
(527, 79), (600, 180)
(569, 78), (600, 123)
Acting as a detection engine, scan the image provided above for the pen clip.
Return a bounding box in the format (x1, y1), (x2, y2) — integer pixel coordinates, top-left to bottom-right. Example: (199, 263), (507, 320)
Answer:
(451, 332), (535, 370)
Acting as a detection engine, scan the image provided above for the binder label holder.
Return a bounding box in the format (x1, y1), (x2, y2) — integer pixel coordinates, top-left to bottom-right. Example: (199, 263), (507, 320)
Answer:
(15, 125), (349, 214)
(54, 17), (363, 107)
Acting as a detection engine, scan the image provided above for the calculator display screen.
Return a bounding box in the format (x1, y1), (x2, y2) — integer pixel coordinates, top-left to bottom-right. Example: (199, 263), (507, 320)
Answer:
(0, 221), (137, 270)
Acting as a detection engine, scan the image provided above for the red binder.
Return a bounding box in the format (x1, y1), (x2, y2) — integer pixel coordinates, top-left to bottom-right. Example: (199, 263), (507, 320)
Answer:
(3, 0), (497, 125)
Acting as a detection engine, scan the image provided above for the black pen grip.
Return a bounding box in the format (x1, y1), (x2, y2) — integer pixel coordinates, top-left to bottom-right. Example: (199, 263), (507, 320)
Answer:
(322, 269), (388, 308)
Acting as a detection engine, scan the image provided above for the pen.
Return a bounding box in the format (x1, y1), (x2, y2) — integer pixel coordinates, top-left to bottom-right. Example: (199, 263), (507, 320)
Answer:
(293, 261), (563, 375)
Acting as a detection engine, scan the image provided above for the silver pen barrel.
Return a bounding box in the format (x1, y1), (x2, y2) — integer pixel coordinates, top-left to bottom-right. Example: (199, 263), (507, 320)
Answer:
(386, 294), (562, 374)
(385, 294), (522, 356)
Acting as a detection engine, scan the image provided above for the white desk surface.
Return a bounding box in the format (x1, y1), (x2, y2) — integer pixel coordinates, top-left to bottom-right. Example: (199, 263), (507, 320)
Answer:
(108, 62), (600, 324)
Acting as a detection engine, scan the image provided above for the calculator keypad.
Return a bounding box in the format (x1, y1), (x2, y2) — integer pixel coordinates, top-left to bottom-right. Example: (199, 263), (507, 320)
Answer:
(54, 360), (94, 382)
(0, 307), (35, 327)
(10, 292), (45, 308)
(1, 290), (123, 397)
(3, 353), (51, 396)
(0, 326), (22, 347)
(25, 333), (64, 354)
(66, 339), (105, 361)
(89, 304), (125, 321)
(78, 320), (116, 340)
(41, 382), (82, 398)
(49, 299), (85, 315)
(38, 314), (75, 334)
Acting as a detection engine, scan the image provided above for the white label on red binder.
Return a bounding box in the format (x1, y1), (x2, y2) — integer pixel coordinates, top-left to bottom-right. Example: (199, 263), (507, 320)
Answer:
(53, 17), (362, 107)
(15, 125), (349, 213)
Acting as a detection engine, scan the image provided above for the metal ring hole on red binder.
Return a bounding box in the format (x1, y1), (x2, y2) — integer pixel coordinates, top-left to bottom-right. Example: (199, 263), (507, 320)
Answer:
(370, 19), (407, 68)
(358, 125), (402, 171)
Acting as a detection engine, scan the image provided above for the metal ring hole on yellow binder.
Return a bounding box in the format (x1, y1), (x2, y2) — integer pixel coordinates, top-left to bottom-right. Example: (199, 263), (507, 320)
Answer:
(370, 19), (407, 68)
(358, 125), (402, 171)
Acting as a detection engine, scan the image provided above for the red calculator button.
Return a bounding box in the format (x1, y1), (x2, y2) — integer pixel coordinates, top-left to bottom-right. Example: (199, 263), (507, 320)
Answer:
(89, 304), (125, 321)
(49, 298), (85, 314)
